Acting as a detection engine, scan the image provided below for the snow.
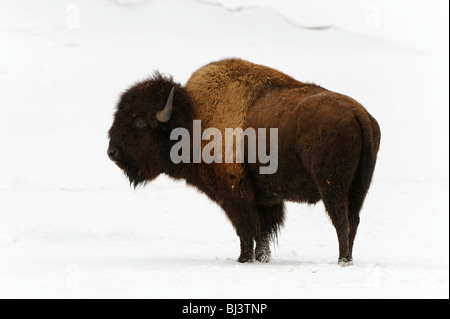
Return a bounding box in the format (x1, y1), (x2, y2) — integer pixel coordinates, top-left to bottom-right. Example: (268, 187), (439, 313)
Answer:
(0, 0), (448, 299)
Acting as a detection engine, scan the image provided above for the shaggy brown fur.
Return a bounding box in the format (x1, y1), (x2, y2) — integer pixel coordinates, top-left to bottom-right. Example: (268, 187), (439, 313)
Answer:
(107, 58), (381, 265)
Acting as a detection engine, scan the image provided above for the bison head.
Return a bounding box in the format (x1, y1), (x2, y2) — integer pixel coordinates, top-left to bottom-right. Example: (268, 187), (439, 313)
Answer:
(107, 73), (191, 187)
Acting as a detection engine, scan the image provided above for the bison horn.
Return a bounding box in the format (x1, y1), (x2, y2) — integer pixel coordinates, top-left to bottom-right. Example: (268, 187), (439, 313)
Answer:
(156, 87), (175, 122)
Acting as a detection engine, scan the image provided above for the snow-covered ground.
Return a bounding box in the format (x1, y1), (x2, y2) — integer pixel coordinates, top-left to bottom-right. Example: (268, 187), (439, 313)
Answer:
(0, 0), (448, 298)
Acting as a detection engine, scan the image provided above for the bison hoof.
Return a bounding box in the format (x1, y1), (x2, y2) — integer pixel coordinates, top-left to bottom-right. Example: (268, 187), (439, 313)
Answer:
(256, 251), (271, 263)
(238, 253), (255, 263)
(255, 247), (271, 263)
(338, 258), (353, 267)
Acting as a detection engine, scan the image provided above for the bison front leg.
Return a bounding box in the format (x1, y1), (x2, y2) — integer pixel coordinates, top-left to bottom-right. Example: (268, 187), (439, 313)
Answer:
(254, 202), (285, 263)
(238, 235), (255, 263)
(221, 200), (259, 263)
(255, 235), (271, 263)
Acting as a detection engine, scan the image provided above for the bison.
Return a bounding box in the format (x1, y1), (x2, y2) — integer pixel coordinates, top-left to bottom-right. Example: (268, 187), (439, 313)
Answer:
(107, 58), (381, 266)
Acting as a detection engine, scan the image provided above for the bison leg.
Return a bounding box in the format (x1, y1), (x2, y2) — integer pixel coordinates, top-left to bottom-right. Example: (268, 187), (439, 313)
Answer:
(237, 235), (255, 263)
(255, 235), (270, 263)
(323, 200), (353, 266)
(347, 184), (368, 257)
(220, 200), (258, 263)
(319, 185), (353, 265)
(255, 202), (285, 263)
(311, 134), (360, 266)
(348, 207), (360, 259)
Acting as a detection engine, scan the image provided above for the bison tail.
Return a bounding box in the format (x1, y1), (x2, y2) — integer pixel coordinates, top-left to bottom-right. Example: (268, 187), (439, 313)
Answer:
(351, 110), (379, 204)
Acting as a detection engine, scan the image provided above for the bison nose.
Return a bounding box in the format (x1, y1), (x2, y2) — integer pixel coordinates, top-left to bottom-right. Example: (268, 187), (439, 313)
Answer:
(107, 144), (120, 161)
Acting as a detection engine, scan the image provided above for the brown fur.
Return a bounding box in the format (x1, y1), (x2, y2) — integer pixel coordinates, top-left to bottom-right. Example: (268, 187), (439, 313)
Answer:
(108, 58), (381, 265)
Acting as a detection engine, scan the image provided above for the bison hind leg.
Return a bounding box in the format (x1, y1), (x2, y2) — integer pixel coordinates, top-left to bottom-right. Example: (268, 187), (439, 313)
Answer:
(318, 185), (355, 266)
(310, 134), (361, 266)
(313, 166), (356, 265)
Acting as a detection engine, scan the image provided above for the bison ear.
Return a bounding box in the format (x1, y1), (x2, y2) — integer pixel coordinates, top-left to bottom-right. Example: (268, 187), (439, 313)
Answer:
(156, 87), (175, 122)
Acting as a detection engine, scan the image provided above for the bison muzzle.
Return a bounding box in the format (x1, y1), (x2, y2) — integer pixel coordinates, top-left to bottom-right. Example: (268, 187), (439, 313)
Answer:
(107, 58), (381, 266)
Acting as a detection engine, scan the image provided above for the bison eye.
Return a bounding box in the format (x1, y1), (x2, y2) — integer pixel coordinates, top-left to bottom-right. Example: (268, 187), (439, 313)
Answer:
(133, 117), (149, 131)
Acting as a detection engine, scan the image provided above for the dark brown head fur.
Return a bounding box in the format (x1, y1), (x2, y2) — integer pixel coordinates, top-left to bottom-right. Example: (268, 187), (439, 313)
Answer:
(108, 72), (193, 187)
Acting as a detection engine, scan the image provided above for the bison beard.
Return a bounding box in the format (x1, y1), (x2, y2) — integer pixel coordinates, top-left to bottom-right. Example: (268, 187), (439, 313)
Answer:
(107, 58), (381, 266)
(108, 142), (147, 188)
(123, 161), (146, 188)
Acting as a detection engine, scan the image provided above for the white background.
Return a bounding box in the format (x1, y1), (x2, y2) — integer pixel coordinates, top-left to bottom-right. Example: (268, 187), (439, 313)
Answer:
(0, 0), (448, 298)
